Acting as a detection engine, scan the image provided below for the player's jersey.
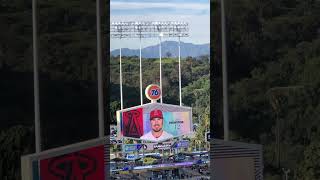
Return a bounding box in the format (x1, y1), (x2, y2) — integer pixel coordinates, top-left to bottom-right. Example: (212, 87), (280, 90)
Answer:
(140, 130), (173, 142)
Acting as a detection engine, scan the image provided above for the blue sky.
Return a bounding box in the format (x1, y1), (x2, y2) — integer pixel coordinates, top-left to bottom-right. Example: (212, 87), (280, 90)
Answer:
(110, 0), (210, 50)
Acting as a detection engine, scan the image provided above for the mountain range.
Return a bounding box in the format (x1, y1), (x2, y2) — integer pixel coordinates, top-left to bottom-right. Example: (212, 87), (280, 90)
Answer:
(110, 41), (209, 58)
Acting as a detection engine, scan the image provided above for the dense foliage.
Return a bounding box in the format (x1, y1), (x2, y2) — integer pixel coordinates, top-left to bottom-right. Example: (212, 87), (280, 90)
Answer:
(109, 56), (210, 116)
(211, 0), (320, 179)
(1, 1), (103, 179)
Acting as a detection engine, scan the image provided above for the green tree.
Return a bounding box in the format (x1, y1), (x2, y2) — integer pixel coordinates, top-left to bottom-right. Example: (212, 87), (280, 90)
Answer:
(0, 126), (33, 180)
(296, 137), (320, 179)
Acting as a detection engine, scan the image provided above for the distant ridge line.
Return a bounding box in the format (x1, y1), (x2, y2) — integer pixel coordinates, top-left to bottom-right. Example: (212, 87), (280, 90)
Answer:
(110, 41), (209, 58)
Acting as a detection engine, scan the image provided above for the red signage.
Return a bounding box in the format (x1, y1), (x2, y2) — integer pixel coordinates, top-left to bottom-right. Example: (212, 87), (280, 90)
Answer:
(40, 145), (104, 180)
(121, 108), (144, 138)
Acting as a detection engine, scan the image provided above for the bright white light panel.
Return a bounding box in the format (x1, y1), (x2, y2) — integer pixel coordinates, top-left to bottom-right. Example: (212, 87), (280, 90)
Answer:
(110, 21), (189, 39)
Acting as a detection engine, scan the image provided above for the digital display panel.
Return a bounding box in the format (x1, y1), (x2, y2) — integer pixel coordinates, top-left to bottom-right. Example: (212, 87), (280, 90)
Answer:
(117, 103), (193, 142)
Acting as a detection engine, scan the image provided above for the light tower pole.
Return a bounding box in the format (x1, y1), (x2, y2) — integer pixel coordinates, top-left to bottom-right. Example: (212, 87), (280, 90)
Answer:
(221, 0), (229, 141)
(96, 0), (104, 137)
(119, 45), (123, 109)
(32, 0), (41, 153)
(159, 32), (163, 104)
(137, 24), (143, 105)
(177, 23), (183, 106)
(111, 23), (124, 109)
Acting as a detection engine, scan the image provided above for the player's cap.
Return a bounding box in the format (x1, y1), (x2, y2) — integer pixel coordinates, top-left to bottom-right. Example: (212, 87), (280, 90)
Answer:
(150, 109), (163, 120)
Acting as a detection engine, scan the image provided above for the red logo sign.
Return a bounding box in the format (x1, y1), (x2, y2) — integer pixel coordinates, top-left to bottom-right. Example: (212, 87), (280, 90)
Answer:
(145, 84), (161, 101)
(40, 145), (104, 180)
(122, 108), (144, 138)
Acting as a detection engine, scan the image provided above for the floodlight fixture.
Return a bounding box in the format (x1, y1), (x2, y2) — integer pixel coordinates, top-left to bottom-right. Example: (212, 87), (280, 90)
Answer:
(110, 21), (189, 39)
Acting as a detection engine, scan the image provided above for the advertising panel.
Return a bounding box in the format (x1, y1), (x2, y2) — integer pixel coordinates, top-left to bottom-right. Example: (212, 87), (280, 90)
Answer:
(126, 154), (137, 160)
(173, 140), (189, 148)
(117, 103), (193, 142)
(123, 144), (144, 153)
(40, 145), (104, 180)
(153, 142), (172, 150)
(141, 142), (173, 151)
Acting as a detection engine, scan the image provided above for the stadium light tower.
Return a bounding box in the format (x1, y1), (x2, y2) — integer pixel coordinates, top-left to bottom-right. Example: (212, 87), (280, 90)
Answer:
(111, 21), (189, 106)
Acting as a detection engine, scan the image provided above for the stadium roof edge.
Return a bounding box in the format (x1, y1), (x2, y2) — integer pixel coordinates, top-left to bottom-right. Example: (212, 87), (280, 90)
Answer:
(213, 139), (262, 149)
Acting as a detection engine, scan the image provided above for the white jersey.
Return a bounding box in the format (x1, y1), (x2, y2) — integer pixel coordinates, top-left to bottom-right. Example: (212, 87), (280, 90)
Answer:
(140, 130), (173, 142)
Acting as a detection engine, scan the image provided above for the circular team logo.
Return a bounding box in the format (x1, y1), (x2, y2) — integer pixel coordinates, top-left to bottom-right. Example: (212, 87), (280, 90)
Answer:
(145, 84), (161, 101)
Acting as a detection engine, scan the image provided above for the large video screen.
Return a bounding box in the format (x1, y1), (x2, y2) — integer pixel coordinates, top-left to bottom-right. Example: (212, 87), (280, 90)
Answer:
(117, 103), (193, 142)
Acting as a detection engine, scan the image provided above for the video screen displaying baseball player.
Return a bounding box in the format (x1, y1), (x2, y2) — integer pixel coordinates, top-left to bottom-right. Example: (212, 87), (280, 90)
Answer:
(118, 103), (193, 142)
(140, 109), (173, 141)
